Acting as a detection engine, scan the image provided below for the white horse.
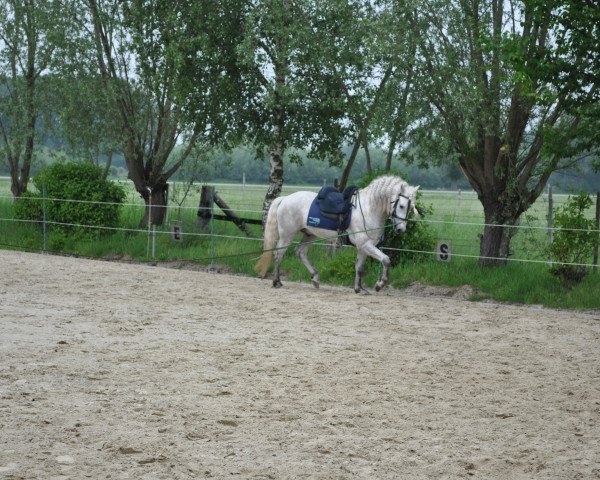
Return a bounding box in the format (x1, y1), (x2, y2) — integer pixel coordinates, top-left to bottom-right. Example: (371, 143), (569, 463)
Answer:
(255, 175), (419, 293)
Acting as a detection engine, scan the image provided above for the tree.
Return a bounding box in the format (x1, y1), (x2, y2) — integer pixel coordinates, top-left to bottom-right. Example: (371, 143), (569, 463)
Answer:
(81, 0), (186, 225)
(0, 0), (68, 198)
(234, 0), (352, 222)
(55, 74), (121, 178)
(288, 0), (422, 191)
(79, 0), (239, 226)
(340, 1), (419, 186)
(410, 0), (600, 265)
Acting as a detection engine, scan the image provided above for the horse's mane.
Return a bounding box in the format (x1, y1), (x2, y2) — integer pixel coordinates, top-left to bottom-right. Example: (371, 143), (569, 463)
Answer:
(359, 175), (410, 215)
(363, 175), (407, 199)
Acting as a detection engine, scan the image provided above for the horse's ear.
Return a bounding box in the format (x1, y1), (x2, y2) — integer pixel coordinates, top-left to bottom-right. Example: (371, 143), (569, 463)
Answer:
(415, 185), (420, 191)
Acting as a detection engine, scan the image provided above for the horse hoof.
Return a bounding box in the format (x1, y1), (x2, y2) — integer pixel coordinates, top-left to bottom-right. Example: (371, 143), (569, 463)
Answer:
(355, 288), (370, 295)
(312, 281), (320, 289)
(273, 280), (283, 288)
(311, 274), (320, 289)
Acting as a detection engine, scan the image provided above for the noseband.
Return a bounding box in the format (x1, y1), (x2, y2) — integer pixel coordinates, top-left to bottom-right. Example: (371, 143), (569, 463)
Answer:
(390, 193), (411, 222)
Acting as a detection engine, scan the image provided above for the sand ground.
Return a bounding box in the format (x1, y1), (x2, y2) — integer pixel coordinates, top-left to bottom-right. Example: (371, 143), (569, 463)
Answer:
(0, 250), (599, 479)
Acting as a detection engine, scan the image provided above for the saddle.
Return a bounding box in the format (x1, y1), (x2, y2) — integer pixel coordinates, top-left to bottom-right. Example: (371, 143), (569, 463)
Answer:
(306, 185), (358, 232)
(316, 185), (358, 219)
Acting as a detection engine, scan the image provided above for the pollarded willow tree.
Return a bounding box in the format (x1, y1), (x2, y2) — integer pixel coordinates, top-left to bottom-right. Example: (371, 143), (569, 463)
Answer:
(78, 0), (242, 226)
(409, 0), (600, 265)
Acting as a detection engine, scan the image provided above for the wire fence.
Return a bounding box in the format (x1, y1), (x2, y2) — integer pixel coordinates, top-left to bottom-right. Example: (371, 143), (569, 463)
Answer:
(0, 183), (598, 272)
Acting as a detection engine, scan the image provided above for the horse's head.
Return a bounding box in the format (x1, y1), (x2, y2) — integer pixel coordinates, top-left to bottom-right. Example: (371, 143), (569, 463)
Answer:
(391, 185), (420, 234)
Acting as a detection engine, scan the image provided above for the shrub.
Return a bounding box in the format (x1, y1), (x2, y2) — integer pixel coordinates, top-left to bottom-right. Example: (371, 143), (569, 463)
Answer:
(547, 191), (596, 286)
(13, 191), (44, 223)
(320, 246), (357, 284)
(14, 162), (126, 238)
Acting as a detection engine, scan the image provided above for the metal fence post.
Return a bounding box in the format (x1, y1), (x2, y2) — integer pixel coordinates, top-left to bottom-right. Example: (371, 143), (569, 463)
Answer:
(146, 187), (152, 259)
(547, 185), (553, 267)
(454, 189), (461, 221)
(210, 189), (215, 266)
(42, 184), (47, 252)
(594, 192), (599, 273)
(152, 224), (156, 259)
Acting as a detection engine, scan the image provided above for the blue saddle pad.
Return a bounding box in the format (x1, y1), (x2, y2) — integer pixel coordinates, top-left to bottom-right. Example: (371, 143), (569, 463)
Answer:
(307, 196), (353, 231)
(306, 185), (357, 231)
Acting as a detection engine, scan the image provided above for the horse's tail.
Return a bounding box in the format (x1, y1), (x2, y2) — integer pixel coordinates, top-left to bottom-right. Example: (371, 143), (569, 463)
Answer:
(255, 197), (283, 278)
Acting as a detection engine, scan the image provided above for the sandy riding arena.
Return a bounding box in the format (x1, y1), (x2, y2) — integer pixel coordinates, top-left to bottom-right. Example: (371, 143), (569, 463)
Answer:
(1, 250), (599, 479)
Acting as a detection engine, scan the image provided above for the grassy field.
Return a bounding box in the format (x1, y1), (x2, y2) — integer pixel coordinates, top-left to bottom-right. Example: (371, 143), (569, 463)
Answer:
(1, 177), (598, 309)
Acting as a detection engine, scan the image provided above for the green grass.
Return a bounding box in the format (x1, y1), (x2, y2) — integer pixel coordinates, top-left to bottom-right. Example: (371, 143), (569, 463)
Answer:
(1, 178), (598, 310)
(387, 258), (600, 310)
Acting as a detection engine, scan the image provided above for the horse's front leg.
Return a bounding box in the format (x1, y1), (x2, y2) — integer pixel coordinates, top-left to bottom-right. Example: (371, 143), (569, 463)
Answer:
(361, 242), (392, 292)
(354, 250), (369, 294)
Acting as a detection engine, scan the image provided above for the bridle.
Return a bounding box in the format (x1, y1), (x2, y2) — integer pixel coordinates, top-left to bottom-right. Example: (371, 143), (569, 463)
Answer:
(390, 193), (412, 222)
(354, 189), (413, 242)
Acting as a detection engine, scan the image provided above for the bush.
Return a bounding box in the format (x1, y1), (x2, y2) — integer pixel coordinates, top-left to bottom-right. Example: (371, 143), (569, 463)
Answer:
(320, 247), (357, 284)
(14, 162), (126, 238)
(547, 191), (596, 286)
(13, 191), (44, 223)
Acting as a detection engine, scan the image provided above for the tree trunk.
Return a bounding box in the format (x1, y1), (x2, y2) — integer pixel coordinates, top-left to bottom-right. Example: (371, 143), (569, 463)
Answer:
(479, 223), (508, 266)
(139, 183), (169, 227)
(102, 151), (113, 179)
(9, 161), (27, 198)
(363, 136), (372, 175)
(262, 139), (284, 226)
(385, 131), (398, 172)
(262, 57), (286, 227)
(478, 198), (520, 266)
(6, 4), (36, 199)
(338, 132), (363, 191)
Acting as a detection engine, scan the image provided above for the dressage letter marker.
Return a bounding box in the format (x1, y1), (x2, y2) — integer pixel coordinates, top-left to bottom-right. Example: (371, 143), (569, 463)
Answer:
(171, 224), (182, 241)
(436, 241), (451, 262)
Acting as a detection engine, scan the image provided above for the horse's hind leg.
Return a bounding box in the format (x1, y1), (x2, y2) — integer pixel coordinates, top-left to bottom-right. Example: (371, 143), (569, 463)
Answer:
(272, 233), (295, 288)
(296, 232), (319, 288)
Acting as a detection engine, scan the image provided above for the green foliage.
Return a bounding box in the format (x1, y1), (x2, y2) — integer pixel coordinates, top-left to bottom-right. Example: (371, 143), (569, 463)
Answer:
(14, 162), (125, 238)
(13, 191), (44, 223)
(547, 192), (597, 285)
(319, 247), (357, 285)
(388, 258), (600, 310)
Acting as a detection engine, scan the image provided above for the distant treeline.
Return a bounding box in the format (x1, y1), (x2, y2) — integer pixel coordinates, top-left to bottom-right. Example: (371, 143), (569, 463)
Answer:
(186, 146), (473, 190)
(2, 143), (598, 193)
(162, 145), (600, 193)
